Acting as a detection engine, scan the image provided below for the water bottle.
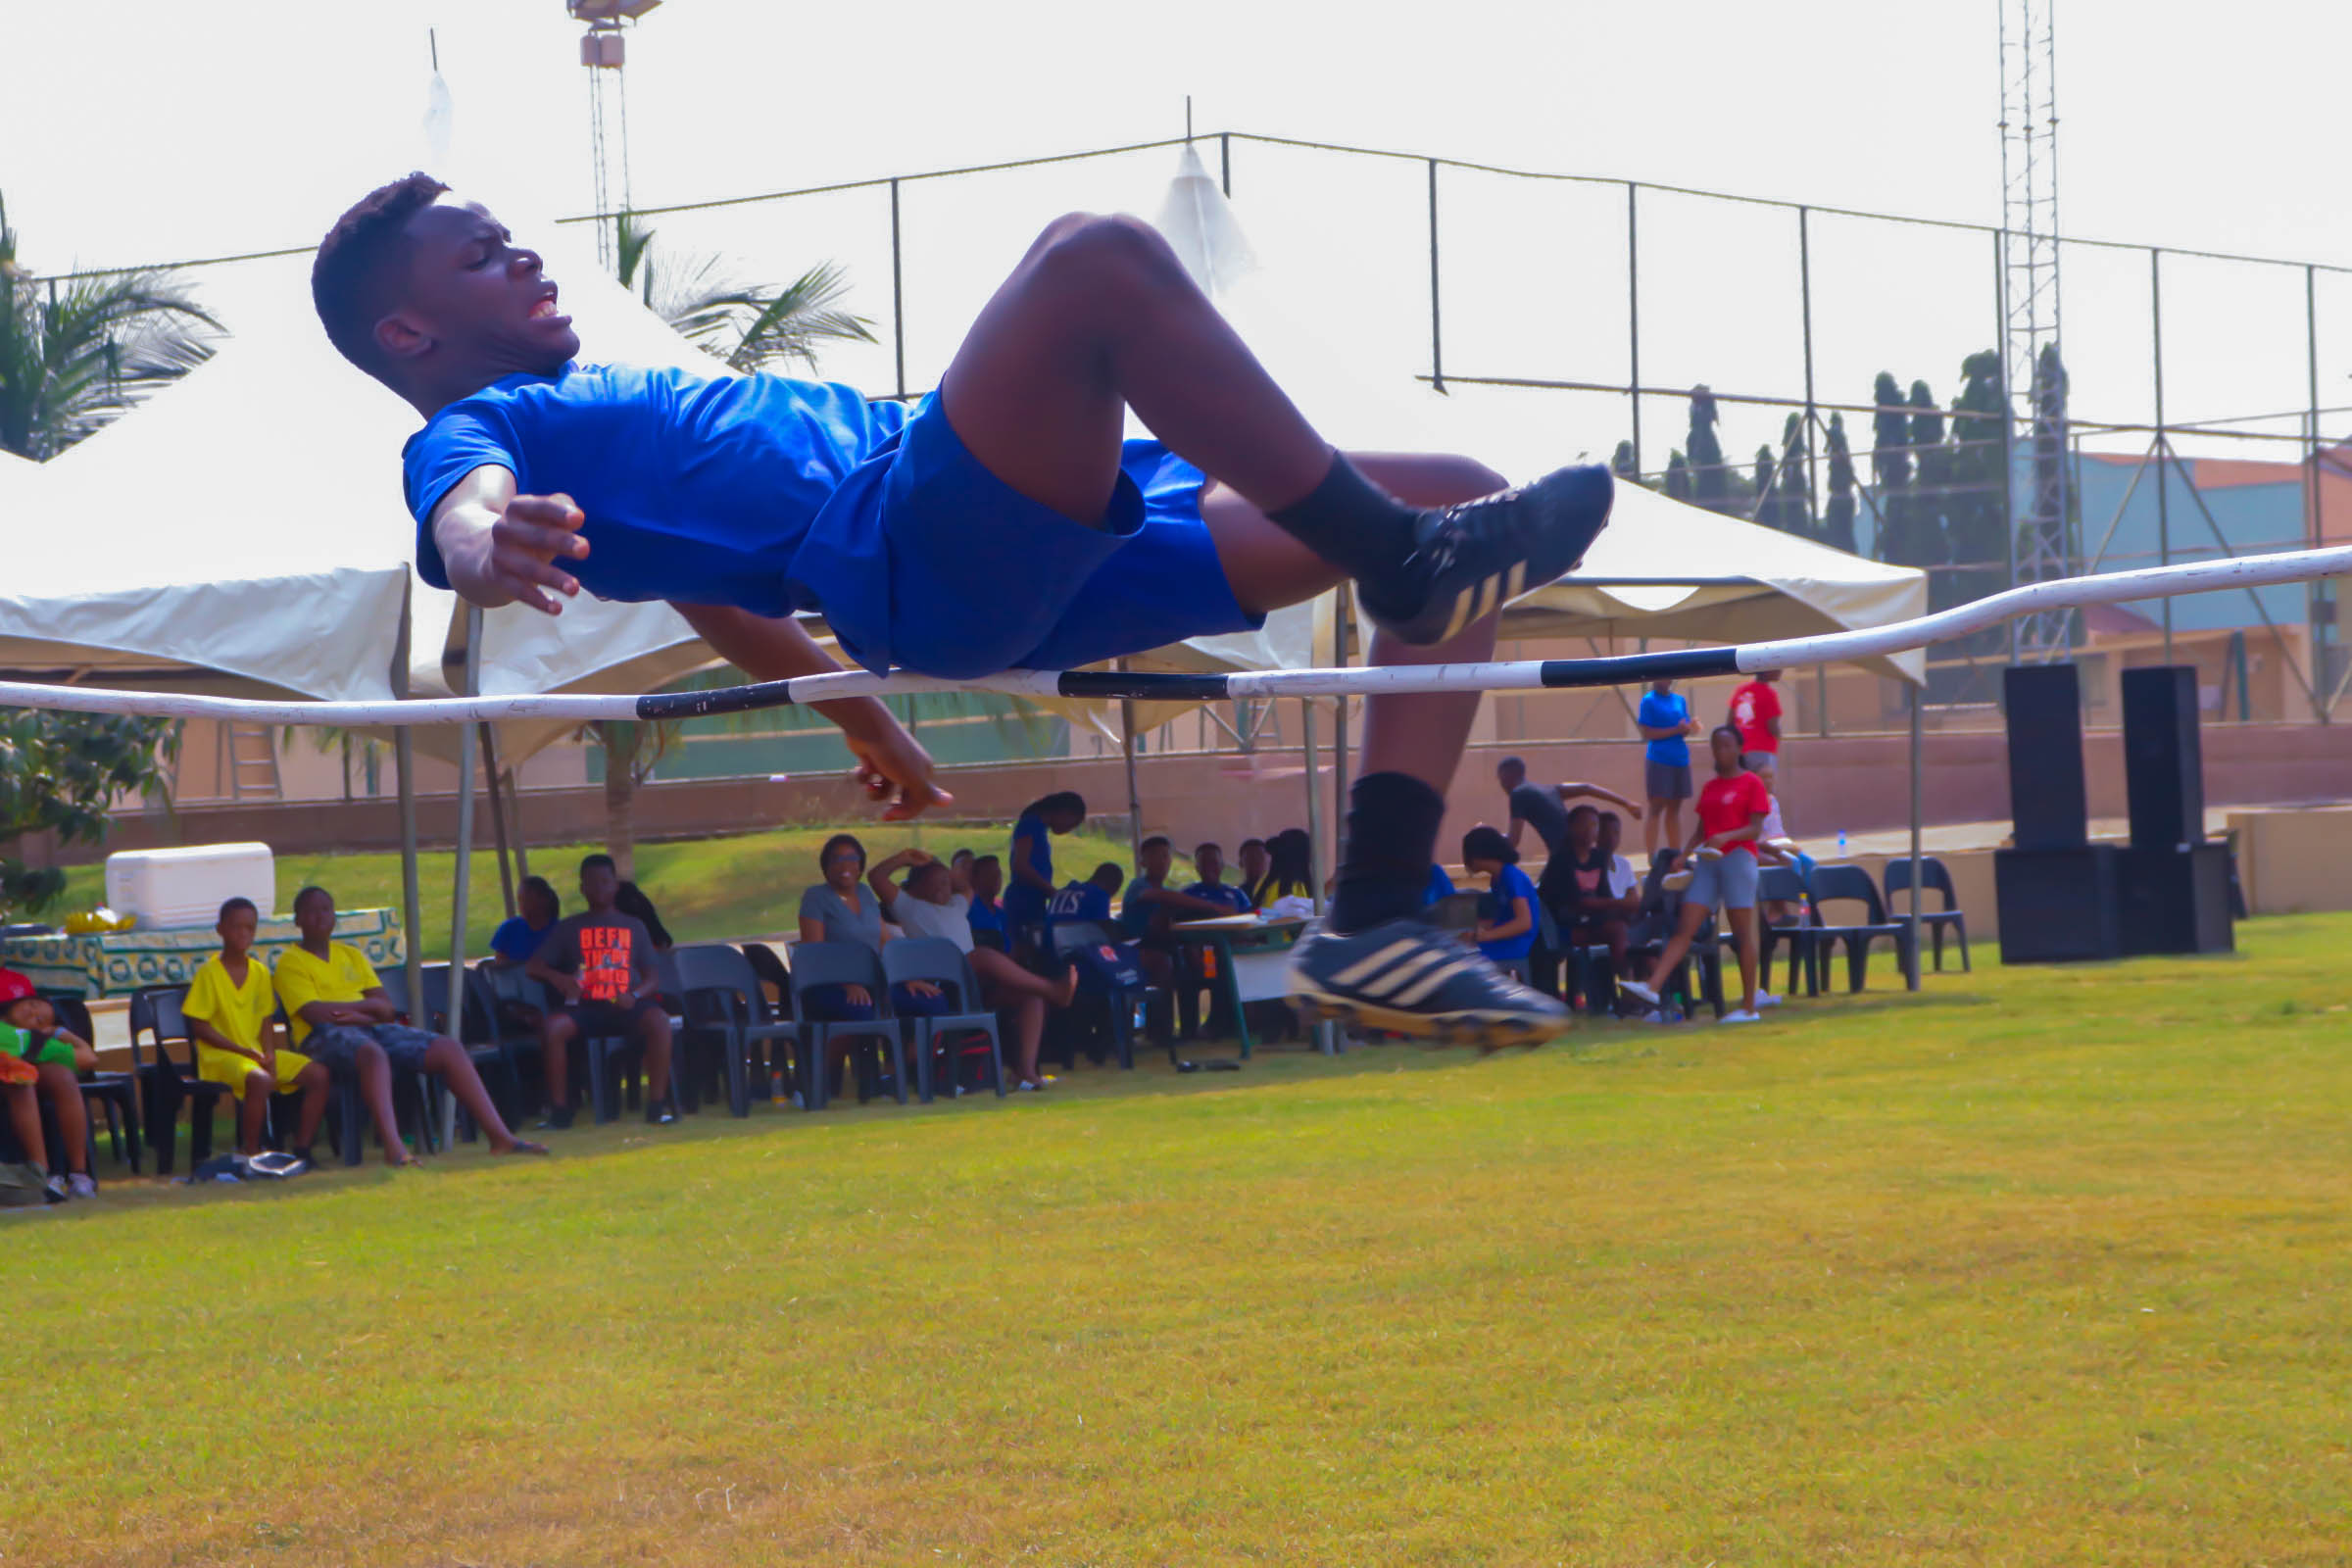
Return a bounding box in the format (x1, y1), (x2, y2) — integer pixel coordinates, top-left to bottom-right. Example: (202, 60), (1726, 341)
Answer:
(1837, 830), (1847, 858)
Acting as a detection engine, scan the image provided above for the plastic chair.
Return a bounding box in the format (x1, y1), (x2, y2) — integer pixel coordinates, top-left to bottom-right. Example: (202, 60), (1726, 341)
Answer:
(669, 944), (797, 1117)
(1049, 920), (1157, 1070)
(39, 991), (140, 1174)
(786, 943), (907, 1110)
(1754, 865), (1819, 997)
(883, 938), (1006, 1102)
(1883, 856), (1971, 972)
(126, 985), (228, 1174)
(1804, 864), (1916, 992)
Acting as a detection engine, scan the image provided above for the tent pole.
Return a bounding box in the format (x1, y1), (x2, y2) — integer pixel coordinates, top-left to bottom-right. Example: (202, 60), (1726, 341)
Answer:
(1905, 681), (1923, 992)
(444, 607), (484, 1150)
(1300, 698), (1337, 1054)
(1331, 587), (1352, 858)
(1117, 661), (1143, 862)
(391, 592), (425, 1113)
(506, 770), (530, 883)
(480, 723), (516, 918)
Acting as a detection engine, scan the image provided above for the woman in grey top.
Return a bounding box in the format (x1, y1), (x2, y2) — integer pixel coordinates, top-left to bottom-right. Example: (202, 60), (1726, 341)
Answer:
(796, 834), (937, 1018)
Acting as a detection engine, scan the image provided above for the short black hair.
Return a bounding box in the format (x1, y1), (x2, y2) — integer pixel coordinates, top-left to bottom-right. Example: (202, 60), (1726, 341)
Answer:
(580, 854), (617, 876)
(1090, 861), (1125, 889)
(1195, 841), (1221, 857)
(217, 896), (258, 922)
(1497, 755), (1527, 773)
(1238, 838), (1266, 855)
(1566, 804), (1599, 825)
(292, 885), (331, 913)
(1139, 835), (1171, 855)
(312, 172), (449, 378)
(973, 854), (1001, 872)
(1462, 825), (1518, 864)
(819, 833), (866, 870)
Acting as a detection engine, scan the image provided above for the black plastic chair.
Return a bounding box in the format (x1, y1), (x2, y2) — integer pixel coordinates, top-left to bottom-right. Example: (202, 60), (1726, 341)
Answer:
(127, 985), (227, 1174)
(786, 943), (906, 1110)
(1754, 865), (1819, 998)
(1883, 856), (1971, 972)
(1803, 864), (1916, 993)
(38, 991), (140, 1174)
(1049, 920), (1157, 1070)
(472, 964), (552, 1117)
(883, 938), (1006, 1102)
(669, 944), (796, 1117)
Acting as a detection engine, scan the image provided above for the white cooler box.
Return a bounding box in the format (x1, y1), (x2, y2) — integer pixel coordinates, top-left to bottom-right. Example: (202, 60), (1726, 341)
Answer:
(104, 843), (276, 931)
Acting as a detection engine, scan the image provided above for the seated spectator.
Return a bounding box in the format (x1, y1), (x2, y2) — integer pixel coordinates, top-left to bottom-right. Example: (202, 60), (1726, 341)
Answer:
(1597, 812), (1644, 918)
(950, 848), (976, 883)
(1250, 829), (1318, 916)
(1745, 757), (1812, 929)
(869, 851), (1078, 1092)
(183, 897), (331, 1160)
(1425, 861), (1458, 906)
(1005, 791), (1088, 950)
(1182, 842), (1256, 914)
(0, 968), (98, 1199)
(795, 837), (941, 1021)
(612, 878), (674, 953)
(1236, 838), (1272, 905)
(965, 855), (1010, 950)
(0, 1047), (58, 1201)
(1462, 826), (1539, 973)
(274, 887), (546, 1162)
(1540, 807), (1636, 990)
(526, 855), (677, 1130)
(1047, 863), (1125, 928)
(1122, 836), (1242, 991)
(487, 876), (561, 967)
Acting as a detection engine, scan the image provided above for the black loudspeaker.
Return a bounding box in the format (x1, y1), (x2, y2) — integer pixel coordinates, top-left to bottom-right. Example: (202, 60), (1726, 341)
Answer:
(1994, 846), (2121, 963)
(2117, 844), (2234, 956)
(2122, 665), (2205, 850)
(2003, 663), (2088, 850)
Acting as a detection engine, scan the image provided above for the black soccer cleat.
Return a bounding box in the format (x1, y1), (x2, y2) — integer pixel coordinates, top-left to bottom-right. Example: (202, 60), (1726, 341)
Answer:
(1287, 917), (1570, 1049)
(1360, 464), (1615, 646)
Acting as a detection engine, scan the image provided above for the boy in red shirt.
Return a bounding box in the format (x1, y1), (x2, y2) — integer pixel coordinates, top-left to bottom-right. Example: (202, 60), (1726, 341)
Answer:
(1729, 668), (1784, 780)
(1619, 725), (1773, 1023)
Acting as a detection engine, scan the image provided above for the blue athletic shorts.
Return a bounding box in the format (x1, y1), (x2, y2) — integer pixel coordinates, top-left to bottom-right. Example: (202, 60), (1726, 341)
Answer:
(797, 395), (1264, 678)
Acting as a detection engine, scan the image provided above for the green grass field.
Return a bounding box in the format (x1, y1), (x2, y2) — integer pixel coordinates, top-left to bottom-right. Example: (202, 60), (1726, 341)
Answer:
(8, 916), (2349, 1565)
(56, 820), (1142, 958)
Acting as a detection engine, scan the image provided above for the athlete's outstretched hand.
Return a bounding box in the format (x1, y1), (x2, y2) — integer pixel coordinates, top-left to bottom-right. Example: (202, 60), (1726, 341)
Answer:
(846, 721), (953, 822)
(483, 492), (590, 614)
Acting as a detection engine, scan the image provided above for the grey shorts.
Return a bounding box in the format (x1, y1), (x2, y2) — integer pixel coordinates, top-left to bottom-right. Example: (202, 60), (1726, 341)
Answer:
(1686, 851), (1759, 911)
(304, 1022), (438, 1074)
(1740, 749), (1779, 778)
(1644, 759), (1693, 801)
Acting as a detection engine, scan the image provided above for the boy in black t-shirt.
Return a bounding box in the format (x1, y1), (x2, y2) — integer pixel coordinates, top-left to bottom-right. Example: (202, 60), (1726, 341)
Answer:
(525, 854), (674, 1129)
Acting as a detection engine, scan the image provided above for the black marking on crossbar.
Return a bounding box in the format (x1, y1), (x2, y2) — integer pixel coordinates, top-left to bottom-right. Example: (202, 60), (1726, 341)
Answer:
(1538, 647), (1740, 688)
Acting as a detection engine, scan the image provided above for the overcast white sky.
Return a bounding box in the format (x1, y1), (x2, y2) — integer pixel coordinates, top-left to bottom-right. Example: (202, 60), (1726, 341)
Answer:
(10, 0), (2352, 474)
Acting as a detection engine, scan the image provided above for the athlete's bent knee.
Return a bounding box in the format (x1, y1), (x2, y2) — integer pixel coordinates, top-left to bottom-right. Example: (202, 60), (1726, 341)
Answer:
(1032, 213), (1186, 299)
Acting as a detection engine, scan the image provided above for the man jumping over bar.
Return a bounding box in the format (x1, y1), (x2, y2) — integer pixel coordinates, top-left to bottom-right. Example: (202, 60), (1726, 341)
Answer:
(312, 175), (1614, 1046)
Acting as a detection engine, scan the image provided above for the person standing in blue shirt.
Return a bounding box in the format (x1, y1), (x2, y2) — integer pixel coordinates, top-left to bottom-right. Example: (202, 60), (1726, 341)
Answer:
(1462, 826), (1539, 971)
(1636, 676), (1701, 859)
(317, 174), (1611, 1047)
(1005, 791), (1087, 950)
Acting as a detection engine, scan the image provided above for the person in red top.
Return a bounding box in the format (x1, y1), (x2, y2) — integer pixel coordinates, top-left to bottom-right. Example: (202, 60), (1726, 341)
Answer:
(1619, 725), (1773, 1023)
(1728, 668), (1784, 781)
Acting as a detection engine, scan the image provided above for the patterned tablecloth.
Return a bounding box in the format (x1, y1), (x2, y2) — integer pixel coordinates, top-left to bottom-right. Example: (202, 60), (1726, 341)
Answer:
(0, 908), (404, 998)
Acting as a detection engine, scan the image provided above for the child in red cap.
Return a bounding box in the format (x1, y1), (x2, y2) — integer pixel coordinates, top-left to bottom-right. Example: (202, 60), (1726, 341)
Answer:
(0, 968), (100, 1200)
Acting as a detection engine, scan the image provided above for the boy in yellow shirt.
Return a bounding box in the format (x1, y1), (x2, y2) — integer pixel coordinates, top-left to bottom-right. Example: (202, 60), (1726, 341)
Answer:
(182, 897), (332, 1160)
(272, 885), (546, 1164)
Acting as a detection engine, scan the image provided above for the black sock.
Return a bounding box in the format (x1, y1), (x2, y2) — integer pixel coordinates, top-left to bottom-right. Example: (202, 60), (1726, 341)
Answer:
(1327, 771), (1446, 935)
(1267, 453), (1422, 583)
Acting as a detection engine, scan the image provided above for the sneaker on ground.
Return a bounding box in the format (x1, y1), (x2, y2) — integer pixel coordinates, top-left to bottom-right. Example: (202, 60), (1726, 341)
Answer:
(1721, 1008), (1763, 1024)
(67, 1173), (97, 1199)
(1359, 465), (1615, 646)
(1288, 917), (1570, 1049)
(647, 1105), (677, 1127)
(536, 1106), (575, 1132)
(1617, 978), (1662, 1007)
(1756, 991), (1783, 1008)
(42, 1174), (69, 1204)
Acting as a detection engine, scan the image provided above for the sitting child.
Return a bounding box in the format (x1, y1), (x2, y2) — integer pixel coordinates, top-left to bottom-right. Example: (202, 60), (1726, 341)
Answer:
(1047, 864), (1126, 928)
(182, 897), (334, 1160)
(0, 968), (99, 1199)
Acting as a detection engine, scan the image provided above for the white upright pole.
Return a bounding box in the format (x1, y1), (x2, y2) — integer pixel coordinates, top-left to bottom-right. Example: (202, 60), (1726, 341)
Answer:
(444, 607), (484, 1147)
(392, 593), (425, 1065)
(1906, 681), (1924, 992)
(1300, 698), (1337, 1054)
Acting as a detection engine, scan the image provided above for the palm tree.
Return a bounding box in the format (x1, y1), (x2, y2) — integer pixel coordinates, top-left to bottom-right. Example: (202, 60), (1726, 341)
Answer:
(0, 190), (218, 460)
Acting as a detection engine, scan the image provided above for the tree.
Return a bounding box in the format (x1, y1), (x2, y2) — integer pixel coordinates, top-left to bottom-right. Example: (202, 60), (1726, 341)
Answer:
(1822, 411), (1858, 555)
(1, 712), (177, 918)
(1879, 378), (1950, 572)
(1663, 449), (1693, 503)
(1750, 445), (1776, 527)
(1869, 371), (1911, 493)
(1687, 386), (1731, 512)
(0, 191), (217, 461)
(591, 216), (883, 871)
(1944, 349), (2009, 623)
(1765, 412), (1813, 537)
(1609, 439), (1638, 482)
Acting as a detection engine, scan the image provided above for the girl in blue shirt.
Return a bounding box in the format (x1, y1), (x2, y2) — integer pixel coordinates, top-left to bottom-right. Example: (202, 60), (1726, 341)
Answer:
(1462, 826), (1538, 966)
(1004, 791), (1086, 944)
(487, 876), (561, 965)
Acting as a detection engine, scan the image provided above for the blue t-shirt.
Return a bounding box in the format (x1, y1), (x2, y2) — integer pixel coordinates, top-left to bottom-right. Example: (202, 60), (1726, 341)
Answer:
(401, 363), (908, 620)
(488, 914), (554, 964)
(1637, 690), (1692, 766)
(1478, 862), (1539, 963)
(1047, 881), (1111, 925)
(1424, 863), (1457, 906)
(967, 897), (1008, 943)
(1004, 812), (1054, 923)
(1183, 881), (1255, 915)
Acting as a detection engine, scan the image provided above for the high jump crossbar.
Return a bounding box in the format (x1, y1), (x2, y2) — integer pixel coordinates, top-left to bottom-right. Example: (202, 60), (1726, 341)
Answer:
(6, 547), (2349, 727)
